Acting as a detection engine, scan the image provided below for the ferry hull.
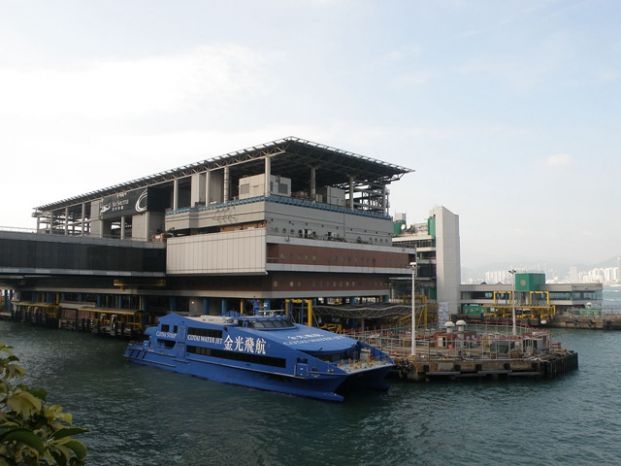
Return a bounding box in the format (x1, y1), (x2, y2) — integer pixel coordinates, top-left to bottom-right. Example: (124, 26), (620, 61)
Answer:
(125, 312), (394, 401)
(125, 344), (389, 402)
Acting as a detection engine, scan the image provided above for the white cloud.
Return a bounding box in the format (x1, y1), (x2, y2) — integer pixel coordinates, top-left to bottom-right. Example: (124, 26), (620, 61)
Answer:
(545, 153), (572, 167)
(0, 45), (269, 119)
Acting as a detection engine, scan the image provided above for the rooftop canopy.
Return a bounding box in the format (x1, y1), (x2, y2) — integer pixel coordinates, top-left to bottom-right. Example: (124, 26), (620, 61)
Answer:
(35, 136), (413, 212)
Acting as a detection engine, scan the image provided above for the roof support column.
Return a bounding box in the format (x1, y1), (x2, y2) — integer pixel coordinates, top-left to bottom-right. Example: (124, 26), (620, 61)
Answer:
(264, 156), (271, 197)
(190, 173), (206, 206)
(120, 216), (126, 240)
(310, 166), (316, 202)
(64, 207), (69, 235)
(36, 216), (40, 233)
(172, 178), (179, 210)
(223, 166), (230, 202)
(80, 203), (86, 236)
(204, 170), (211, 205)
(349, 175), (355, 210)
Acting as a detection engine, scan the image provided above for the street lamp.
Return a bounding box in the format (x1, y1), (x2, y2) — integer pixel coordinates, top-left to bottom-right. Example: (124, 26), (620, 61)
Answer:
(508, 269), (517, 336)
(410, 262), (417, 356)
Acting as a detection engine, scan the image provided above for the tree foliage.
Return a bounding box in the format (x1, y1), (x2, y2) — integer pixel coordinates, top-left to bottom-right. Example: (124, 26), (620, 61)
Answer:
(0, 343), (87, 465)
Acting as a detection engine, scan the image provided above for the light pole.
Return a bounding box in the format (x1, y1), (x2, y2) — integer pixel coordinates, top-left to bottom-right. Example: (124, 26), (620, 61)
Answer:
(410, 262), (417, 356)
(508, 269), (517, 336)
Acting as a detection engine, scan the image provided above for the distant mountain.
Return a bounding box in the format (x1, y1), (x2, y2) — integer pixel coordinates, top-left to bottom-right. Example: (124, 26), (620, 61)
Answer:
(591, 256), (621, 268)
(465, 256), (621, 274)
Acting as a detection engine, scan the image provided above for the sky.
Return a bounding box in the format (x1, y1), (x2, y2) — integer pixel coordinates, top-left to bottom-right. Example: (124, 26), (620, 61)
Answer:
(0, 0), (619, 268)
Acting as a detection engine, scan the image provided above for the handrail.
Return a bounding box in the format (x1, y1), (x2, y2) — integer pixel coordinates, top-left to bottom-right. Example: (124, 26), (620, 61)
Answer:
(165, 194), (391, 220)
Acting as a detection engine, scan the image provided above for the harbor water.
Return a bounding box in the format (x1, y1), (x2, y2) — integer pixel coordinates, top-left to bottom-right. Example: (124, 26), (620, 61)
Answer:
(2, 319), (621, 465)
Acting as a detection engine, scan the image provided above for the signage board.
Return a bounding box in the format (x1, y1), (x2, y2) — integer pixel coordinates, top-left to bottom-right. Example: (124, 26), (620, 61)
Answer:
(100, 188), (148, 220)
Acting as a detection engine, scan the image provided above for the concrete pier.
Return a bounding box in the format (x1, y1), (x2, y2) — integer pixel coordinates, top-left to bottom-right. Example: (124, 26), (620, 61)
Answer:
(550, 314), (621, 330)
(346, 323), (579, 382)
(392, 350), (578, 382)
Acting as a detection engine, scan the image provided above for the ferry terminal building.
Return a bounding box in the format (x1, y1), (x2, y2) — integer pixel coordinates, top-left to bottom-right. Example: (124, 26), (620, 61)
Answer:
(2, 137), (416, 328)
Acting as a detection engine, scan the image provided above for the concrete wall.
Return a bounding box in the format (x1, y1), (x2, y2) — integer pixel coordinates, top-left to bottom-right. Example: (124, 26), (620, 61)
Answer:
(434, 206), (461, 314)
(165, 199), (393, 247)
(266, 202), (392, 245)
(90, 200), (102, 237)
(132, 213), (147, 240)
(167, 229), (266, 275)
(209, 170), (224, 203)
(191, 173), (206, 206)
(133, 211), (166, 240)
(165, 201), (266, 232)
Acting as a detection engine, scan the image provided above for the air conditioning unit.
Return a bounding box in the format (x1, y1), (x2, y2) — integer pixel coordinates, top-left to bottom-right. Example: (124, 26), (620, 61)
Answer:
(238, 174), (291, 199)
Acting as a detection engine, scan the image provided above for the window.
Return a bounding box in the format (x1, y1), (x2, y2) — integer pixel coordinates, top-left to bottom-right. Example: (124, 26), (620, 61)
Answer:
(187, 327), (223, 339)
(158, 339), (175, 348)
(187, 346), (286, 368)
(161, 324), (170, 332)
(247, 318), (294, 329)
(303, 349), (353, 362)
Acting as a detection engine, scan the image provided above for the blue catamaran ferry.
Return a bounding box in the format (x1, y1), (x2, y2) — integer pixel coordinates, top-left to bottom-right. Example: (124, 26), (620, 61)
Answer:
(124, 312), (394, 401)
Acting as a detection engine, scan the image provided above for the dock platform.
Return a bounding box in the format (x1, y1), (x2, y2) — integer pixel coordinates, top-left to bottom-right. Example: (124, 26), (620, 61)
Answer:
(345, 323), (579, 383)
(392, 350), (578, 381)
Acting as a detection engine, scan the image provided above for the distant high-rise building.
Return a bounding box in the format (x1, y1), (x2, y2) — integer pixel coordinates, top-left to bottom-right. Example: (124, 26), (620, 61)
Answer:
(569, 266), (579, 283)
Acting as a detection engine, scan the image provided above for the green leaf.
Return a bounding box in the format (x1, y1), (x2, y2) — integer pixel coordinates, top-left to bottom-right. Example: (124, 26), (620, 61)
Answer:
(64, 439), (87, 460)
(25, 386), (47, 401)
(0, 427), (45, 454)
(5, 364), (25, 379)
(44, 404), (73, 425)
(6, 390), (42, 418)
(52, 428), (88, 440)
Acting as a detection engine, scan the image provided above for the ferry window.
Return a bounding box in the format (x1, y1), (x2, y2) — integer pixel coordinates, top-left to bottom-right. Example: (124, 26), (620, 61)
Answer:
(304, 350), (352, 363)
(187, 327), (223, 339)
(161, 324), (170, 332)
(173, 325), (178, 333)
(187, 346), (286, 368)
(158, 339), (175, 349)
(248, 318), (294, 329)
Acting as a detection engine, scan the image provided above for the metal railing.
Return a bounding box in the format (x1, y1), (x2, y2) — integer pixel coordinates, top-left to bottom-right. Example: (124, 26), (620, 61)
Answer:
(0, 227), (153, 243)
(0, 226), (37, 233)
(344, 324), (553, 361)
(166, 194), (390, 220)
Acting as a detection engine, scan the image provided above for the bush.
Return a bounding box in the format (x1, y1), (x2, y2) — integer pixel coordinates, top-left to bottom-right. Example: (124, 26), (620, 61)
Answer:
(0, 343), (87, 465)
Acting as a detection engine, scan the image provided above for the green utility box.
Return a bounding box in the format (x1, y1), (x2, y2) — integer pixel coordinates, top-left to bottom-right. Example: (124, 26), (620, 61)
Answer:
(514, 273), (546, 292)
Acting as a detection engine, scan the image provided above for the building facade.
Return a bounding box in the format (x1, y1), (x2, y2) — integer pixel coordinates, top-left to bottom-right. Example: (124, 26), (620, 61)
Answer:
(460, 275), (603, 321)
(4, 138), (415, 324)
(391, 206), (461, 314)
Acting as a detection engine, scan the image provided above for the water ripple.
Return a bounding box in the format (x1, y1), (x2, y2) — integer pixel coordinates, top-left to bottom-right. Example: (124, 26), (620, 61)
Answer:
(3, 323), (621, 465)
